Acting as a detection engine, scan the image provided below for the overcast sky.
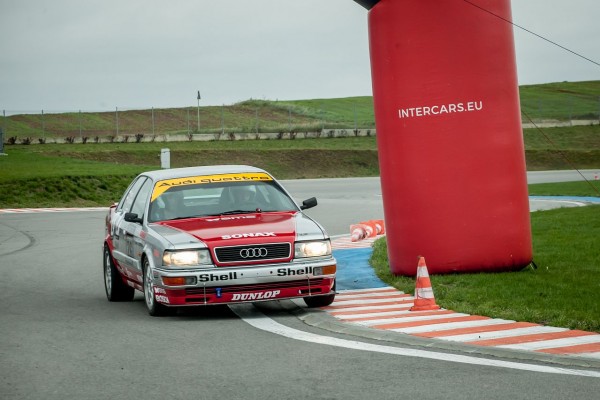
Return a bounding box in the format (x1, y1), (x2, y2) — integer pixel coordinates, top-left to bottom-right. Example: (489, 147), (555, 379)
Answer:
(1, 0), (598, 113)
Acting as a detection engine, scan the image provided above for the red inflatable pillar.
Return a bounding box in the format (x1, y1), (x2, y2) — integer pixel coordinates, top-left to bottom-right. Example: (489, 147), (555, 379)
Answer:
(357, 0), (532, 275)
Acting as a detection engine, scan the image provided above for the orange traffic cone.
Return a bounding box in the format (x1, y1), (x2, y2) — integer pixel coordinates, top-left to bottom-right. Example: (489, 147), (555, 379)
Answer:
(350, 224), (368, 242)
(410, 257), (441, 311)
(373, 219), (385, 235)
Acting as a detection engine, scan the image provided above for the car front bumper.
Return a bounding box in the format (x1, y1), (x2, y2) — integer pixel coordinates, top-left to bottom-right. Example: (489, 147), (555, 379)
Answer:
(151, 258), (336, 306)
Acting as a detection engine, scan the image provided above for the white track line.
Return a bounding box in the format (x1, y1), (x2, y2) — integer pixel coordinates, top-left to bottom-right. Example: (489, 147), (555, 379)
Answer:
(231, 304), (600, 377)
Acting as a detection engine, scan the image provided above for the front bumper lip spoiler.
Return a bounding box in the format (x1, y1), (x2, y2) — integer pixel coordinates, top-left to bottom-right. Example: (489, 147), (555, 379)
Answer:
(150, 258), (336, 306)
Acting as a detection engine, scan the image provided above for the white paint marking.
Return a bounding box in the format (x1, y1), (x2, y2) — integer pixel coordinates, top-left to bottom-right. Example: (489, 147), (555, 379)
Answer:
(231, 304), (600, 377)
(357, 312), (471, 327)
(335, 309), (419, 320)
(327, 304), (413, 313)
(391, 318), (517, 334)
(497, 335), (600, 351)
(328, 297), (413, 306)
(441, 326), (568, 342)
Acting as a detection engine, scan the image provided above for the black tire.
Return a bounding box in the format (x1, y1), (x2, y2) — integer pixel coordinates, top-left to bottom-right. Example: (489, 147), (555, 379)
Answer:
(304, 281), (336, 308)
(142, 258), (174, 317)
(104, 246), (135, 302)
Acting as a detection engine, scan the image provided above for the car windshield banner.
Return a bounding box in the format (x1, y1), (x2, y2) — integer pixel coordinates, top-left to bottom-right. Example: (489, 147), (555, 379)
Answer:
(151, 172), (272, 201)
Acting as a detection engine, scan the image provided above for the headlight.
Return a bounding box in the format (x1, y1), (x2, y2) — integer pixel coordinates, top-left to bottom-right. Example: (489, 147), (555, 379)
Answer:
(295, 240), (331, 258)
(162, 250), (211, 267)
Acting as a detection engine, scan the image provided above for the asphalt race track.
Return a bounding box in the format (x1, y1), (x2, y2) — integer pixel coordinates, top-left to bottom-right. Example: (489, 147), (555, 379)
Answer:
(1, 171), (599, 399)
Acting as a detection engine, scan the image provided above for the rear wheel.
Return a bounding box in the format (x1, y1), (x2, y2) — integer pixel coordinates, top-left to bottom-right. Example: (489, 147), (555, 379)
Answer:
(104, 246), (135, 302)
(143, 258), (174, 317)
(304, 281), (336, 308)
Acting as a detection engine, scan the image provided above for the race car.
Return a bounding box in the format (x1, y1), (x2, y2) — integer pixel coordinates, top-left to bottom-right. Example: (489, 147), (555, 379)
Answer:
(103, 165), (336, 316)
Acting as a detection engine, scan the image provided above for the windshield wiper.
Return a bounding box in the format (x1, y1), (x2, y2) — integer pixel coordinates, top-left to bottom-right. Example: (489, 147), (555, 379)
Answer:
(210, 209), (262, 216)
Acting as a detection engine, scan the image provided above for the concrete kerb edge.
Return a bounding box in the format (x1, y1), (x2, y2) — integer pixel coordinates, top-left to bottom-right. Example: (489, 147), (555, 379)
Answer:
(279, 300), (600, 370)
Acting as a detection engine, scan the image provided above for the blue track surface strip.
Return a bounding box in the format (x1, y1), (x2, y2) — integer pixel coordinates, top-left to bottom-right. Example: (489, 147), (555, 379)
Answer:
(529, 195), (600, 203)
(332, 248), (387, 290)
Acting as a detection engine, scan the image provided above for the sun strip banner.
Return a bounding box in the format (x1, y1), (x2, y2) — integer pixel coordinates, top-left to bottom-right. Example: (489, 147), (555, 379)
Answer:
(151, 173), (272, 201)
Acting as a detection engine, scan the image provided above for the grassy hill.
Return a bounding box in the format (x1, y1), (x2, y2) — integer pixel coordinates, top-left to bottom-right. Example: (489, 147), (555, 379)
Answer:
(1, 81), (598, 140)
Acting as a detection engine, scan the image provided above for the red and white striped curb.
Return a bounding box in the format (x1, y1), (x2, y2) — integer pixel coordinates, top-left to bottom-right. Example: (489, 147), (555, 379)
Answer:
(322, 287), (600, 360)
(0, 207), (107, 214)
(330, 235), (382, 250)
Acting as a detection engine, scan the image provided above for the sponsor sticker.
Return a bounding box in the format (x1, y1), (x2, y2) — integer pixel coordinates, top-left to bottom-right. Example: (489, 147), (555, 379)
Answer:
(151, 172), (272, 201)
(232, 290), (281, 301)
(398, 100), (483, 119)
(221, 232), (276, 240)
(155, 295), (170, 304)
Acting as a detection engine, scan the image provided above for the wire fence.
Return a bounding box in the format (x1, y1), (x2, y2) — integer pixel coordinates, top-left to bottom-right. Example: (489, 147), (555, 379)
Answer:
(1, 95), (599, 144)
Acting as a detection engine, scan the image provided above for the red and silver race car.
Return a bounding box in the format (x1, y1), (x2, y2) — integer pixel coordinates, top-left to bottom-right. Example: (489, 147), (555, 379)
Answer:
(103, 165), (336, 316)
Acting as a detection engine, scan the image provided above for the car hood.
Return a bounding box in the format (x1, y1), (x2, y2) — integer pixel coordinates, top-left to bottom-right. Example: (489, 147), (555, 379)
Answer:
(151, 211), (326, 249)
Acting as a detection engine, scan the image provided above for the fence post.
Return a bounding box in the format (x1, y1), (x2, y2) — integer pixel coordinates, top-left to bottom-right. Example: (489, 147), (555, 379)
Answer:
(187, 109), (190, 135)
(79, 110), (82, 140)
(115, 107), (119, 136)
(255, 108), (259, 134)
(41, 109), (45, 139)
(152, 107), (155, 135)
(0, 127), (5, 155)
(221, 105), (224, 135)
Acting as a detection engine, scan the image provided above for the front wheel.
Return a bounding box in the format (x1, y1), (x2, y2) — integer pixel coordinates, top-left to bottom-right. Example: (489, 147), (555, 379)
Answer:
(143, 258), (174, 317)
(104, 246), (134, 302)
(304, 281), (336, 308)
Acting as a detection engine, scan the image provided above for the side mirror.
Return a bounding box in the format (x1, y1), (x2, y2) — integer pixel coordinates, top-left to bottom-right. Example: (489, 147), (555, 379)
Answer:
(300, 197), (318, 210)
(124, 212), (143, 224)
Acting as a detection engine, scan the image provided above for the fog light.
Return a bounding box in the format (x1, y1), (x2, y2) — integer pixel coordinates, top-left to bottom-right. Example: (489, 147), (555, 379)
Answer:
(162, 276), (197, 286)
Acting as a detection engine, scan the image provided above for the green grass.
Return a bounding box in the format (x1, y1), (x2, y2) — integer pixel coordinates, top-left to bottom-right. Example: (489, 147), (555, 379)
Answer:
(528, 180), (600, 197)
(370, 204), (600, 332)
(2, 124), (599, 208)
(524, 123), (600, 170)
(0, 138), (380, 208)
(519, 81), (600, 121)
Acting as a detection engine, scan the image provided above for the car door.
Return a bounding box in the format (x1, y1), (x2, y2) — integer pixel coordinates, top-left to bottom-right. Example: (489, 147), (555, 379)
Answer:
(112, 176), (150, 279)
(125, 177), (153, 276)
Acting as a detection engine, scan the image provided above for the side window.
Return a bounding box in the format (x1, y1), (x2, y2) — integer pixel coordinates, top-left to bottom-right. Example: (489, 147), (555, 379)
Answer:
(130, 178), (153, 218)
(117, 177), (147, 213)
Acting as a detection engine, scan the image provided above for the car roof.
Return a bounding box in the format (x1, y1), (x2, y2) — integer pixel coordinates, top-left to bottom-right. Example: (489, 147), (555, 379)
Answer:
(140, 165), (270, 181)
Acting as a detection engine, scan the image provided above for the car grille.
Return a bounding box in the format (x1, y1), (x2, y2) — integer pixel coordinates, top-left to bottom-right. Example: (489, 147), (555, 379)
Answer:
(214, 243), (291, 264)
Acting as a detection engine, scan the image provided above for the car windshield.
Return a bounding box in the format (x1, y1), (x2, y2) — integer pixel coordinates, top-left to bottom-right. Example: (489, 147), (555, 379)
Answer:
(148, 180), (299, 222)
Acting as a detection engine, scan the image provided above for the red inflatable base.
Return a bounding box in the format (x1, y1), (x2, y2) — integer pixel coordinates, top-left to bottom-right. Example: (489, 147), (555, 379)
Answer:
(367, 0), (532, 275)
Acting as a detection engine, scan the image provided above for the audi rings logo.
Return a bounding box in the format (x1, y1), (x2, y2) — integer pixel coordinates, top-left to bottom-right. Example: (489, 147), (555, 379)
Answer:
(240, 247), (268, 259)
